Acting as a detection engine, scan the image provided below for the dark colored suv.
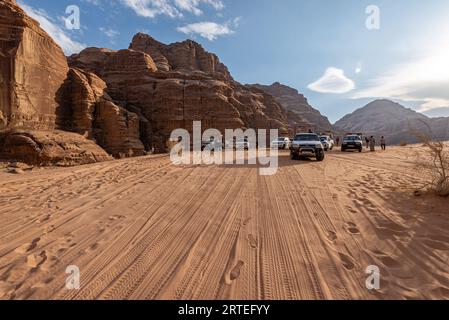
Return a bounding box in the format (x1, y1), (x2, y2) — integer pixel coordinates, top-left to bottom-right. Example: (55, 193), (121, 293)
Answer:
(341, 135), (363, 152)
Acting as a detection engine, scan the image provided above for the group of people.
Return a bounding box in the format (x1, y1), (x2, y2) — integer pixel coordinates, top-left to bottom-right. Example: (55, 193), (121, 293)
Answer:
(364, 136), (386, 151)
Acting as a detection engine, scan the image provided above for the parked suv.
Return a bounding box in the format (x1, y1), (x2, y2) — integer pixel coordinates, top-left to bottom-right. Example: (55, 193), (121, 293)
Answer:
(320, 135), (334, 151)
(290, 133), (325, 161)
(341, 135), (363, 152)
(271, 137), (291, 150)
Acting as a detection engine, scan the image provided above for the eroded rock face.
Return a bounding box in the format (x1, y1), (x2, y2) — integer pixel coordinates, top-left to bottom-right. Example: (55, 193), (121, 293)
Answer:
(58, 68), (145, 157)
(0, 130), (112, 166)
(130, 33), (232, 81)
(252, 82), (334, 133)
(94, 100), (145, 158)
(0, 0), (69, 131)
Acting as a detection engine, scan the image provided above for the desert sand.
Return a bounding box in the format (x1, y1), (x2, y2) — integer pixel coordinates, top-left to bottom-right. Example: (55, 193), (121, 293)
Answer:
(0, 146), (448, 300)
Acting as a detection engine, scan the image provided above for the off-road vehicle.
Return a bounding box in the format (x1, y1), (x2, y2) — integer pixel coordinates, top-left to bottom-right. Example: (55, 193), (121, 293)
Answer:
(271, 137), (292, 150)
(290, 133), (325, 161)
(320, 135), (334, 151)
(341, 134), (363, 152)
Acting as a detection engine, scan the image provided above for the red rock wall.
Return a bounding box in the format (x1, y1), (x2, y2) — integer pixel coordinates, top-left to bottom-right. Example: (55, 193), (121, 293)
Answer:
(0, 0), (69, 132)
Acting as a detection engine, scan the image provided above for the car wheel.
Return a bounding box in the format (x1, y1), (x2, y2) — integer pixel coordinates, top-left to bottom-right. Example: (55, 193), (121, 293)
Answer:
(291, 152), (299, 160)
(359, 148), (362, 153)
(341, 148), (346, 152)
(316, 153), (325, 162)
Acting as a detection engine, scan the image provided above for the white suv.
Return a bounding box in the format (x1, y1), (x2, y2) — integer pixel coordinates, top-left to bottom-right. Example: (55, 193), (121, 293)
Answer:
(320, 136), (334, 151)
(271, 137), (291, 150)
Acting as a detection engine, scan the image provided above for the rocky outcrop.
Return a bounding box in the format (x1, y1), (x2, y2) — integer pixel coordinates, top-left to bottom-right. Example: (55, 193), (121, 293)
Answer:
(0, 0), (117, 166)
(0, 0), (69, 131)
(58, 68), (145, 157)
(130, 33), (232, 81)
(69, 44), (290, 150)
(251, 82), (334, 133)
(0, 130), (112, 166)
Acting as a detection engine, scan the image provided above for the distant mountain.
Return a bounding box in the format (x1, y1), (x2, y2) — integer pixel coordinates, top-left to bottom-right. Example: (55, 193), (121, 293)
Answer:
(250, 82), (334, 133)
(335, 99), (449, 144)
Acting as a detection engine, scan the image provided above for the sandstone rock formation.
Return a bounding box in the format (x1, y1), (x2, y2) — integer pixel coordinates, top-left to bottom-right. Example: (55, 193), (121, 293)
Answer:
(251, 82), (334, 133)
(0, 0), (69, 131)
(58, 68), (145, 157)
(130, 33), (232, 80)
(69, 41), (290, 150)
(0, 130), (112, 166)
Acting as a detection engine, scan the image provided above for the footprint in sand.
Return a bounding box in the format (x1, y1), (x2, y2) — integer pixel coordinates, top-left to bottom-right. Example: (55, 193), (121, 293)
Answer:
(242, 218), (252, 226)
(327, 231), (338, 242)
(338, 253), (355, 270)
(27, 251), (47, 269)
(346, 206), (358, 214)
(230, 261), (245, 281)
(37, 214), (51, 223)
(346, 222), (360, 235)
(15, 237), (41, 254)
(108, 215), (124, 221)
(379, 256), (401, 269)
(370, 250), (401, 269)
(247, 235), (258, 249)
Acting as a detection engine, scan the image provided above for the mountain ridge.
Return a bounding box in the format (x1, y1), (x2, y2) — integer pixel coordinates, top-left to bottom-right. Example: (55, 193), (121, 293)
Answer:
(335, 99), (449, 144)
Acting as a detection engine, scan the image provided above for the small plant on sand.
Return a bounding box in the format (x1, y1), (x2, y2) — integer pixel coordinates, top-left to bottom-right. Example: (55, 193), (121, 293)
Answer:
(400, 141), (408, 147)
(412, 121), (449, 197)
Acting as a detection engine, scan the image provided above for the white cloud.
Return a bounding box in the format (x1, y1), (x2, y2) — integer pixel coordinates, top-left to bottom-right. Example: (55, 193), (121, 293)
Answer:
(99, 27), (120, 38)
(352, 43), (449, 112)
(175, 0), (224, 15)
(177, 21), (233, 41)
(19, 2), (85, 55)
(307, 67), (355, 94)
(120, 0), (224, 19)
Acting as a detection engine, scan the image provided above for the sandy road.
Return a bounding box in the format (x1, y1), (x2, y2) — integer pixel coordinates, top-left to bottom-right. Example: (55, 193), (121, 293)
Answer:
(0, 147), (448, 300)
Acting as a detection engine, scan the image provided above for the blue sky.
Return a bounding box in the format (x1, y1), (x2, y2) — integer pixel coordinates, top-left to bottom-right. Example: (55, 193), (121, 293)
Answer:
(18, 0), (449, 122)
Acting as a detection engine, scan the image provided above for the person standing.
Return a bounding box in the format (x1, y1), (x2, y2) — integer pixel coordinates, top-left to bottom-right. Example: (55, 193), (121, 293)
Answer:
(365, 137), (370, 149)
(381, 136), (386, 150)
(369, 136), (376, 152)
(336, 137), (340, 147)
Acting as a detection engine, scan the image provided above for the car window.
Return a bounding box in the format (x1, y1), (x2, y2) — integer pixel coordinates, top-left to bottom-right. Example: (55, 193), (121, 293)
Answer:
(294, 134), (318, 141)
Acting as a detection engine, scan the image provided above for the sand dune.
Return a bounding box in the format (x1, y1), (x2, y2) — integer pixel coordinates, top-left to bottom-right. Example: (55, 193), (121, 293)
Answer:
(0, 147), (448, 300)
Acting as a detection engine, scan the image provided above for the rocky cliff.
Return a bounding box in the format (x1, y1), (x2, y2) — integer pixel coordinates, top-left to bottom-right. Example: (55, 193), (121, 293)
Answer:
(58, 67), (145, 157)
(0, 0), (68, 131)
(251, 82), (334, 133)
(130, 33), (232, 81)
(0, 0), (112, 165)
(68, 40), (290, 150)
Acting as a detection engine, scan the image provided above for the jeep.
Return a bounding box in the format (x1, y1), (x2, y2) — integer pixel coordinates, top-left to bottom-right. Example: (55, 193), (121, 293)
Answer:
(290, 133), (325, 161)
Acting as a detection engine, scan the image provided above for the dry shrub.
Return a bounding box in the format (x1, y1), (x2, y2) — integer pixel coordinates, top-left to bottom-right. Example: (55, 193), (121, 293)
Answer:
(400, 141), (408, 147)
(412, 121), (449, 197)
